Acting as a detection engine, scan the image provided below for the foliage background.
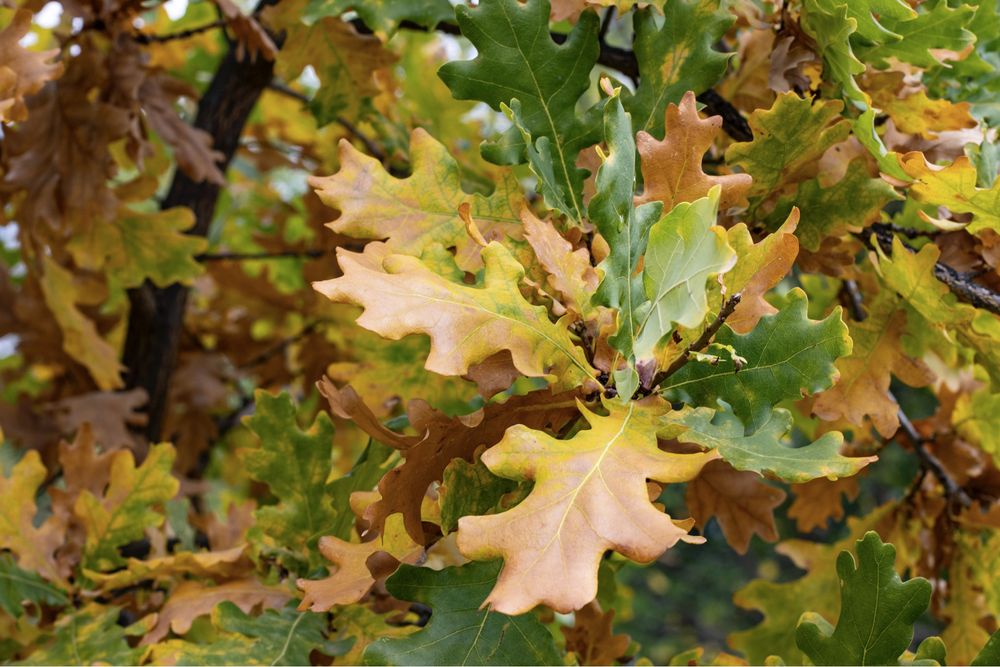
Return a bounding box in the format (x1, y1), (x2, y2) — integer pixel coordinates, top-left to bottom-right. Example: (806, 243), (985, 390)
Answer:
(1, 0), (1000, 663)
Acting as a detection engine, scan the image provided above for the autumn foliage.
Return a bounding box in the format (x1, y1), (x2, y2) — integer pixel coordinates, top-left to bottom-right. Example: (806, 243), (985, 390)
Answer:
(2, 0), (1000, 663)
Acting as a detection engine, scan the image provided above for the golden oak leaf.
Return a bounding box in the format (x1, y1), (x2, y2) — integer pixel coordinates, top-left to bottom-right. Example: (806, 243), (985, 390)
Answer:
(788, 476), (861, 533)
(311, 129), (525, 273)
(143, 578), (291, 645)
(0, 448), (65, 584)
(865, 71), (977, 140)
(46, 388), (148, 451)
(686, 459), (786, 554)
(562, 602), (631, 666)
(266, 5), (397, 123)
(0, 9), (63, 123)
(39, 256), (123, 391)
(86, 545), (250, 591)
(941, 536), (993, 666)
(522, 209), (600, 321)
(724, 210), (800, 334)
(637, 91), (752, 212)
(457, 400), (718, 614)
(813, 291), (934, 438)
(315, 242), (601, 393)
(900, 152), (1000, 234)
(298, 515), (423, 612)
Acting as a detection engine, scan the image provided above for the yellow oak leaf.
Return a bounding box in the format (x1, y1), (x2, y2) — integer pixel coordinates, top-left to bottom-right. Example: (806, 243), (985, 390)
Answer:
(298, 515), (423, 612)
(724, 210), (800, 334)
(314, 242), (601, 393)
(39, 256), (123, 391)
(0, 9), (63, 123)
(813, 291), (934, 437)
(0, 448), (66, 584)
(900, 152), (1000, 234)
(522, 209), (600, 321)
(865, 72), (977, 139)
(637, 91), (752, 212)
(310, 128), (526, 272)
(85, 545), (250, 591)
(456, 400), (718, 614)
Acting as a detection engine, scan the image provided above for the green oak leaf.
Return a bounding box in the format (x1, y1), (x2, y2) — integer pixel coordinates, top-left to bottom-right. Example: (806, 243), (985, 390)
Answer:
(438, 458), (519, 534)
(802, 0), (868, 107)
(857, 0), (976, 68)
(17, 605), (147, 665)
(661, 288), (852, 433)
(0, 554), (67, 618)
(625, 0), (732, 139)
(764, 158), (900, 251)
(75, 443), (179, 572)
(726, 93), (851, 204)
(912, 636), (947, 665)
(842, 0), (915, 44)
(242, 391), (371, 572)
(300, 0), (453, 35)
(666, 408), (876, 483)
(438, 0), (601, 222)
(363, 561), (562, 666)
(634, 187), (736, 360)
(150, 602), (350, 666)
(68, 207), (207, 288)
(589, 90), (664, 397)
(796, 532), (932, 666)
(972, 630), (1000, 666)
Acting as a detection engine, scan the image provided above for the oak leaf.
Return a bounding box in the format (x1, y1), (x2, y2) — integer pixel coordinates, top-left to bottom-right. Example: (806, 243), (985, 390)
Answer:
(457, 400), (718, 614)
(46, 388), (148, 451)
(311, 129), (525, 273)
(726, 92), (851, 201)
(74, 443), (179, 571)
(813, 291), (934, 438)
(297, 515), (423, 612)
(0, 449), (65, 584)
(85, 545), (250, 591)
(686, 459), (786, 554)
(900, 152), (1000, 234)
(522, 209), (600, 321)
(143, 579), (290, 645)
(561, 602), (631, 666)
(438, 0), (601, 222)
(0, 10), (63, 123)
(636, 91), (752, 211)
(788, 476), (861, 533)
(626, 2), (732, 139)
(39, 256), (123, 391)
(662, 288), (852, 433)
(724, 211), (799, 334)
(315, 242), (601, 393)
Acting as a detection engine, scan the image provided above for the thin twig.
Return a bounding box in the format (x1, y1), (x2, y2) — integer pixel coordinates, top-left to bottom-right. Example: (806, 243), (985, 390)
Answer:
(197, 249), (328, 261)
(896, 404), (973, 509)
(134, 19), (228, 44)
(841, 279), (867, 322)
(858, 224), (1000, 316)
(645, 292), (743, 394)
(266, 81), (387, 162)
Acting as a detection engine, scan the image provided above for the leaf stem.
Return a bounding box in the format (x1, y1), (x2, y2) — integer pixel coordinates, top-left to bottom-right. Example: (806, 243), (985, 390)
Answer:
(643, 292), (742, 395)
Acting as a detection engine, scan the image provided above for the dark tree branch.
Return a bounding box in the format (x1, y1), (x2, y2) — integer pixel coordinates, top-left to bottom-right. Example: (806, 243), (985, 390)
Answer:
(896, 404), (973, 509)
(644, 292), (743, 394)
(123, 0), (283, 442)
(860, 224), (1000, 316)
